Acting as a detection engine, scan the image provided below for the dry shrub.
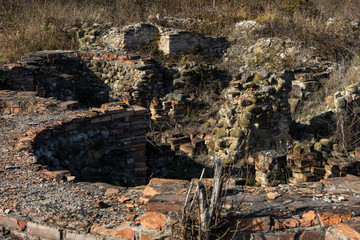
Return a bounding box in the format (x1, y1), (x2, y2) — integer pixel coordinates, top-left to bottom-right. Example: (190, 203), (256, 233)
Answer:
(324, 60), (360, 97)
(1, 0), (360, 62)
(294, 59), (360, 122)
(335, 109), (360, 153)
(314, 0), (360, 20)
(253, 4), (360, 62)
(329, 60), (360, 152)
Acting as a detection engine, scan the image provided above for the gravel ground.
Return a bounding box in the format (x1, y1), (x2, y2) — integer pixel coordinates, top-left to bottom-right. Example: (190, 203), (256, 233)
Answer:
(0, 110), (147, 234)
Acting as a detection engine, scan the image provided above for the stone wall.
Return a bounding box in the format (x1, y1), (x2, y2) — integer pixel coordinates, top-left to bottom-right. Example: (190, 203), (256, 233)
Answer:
(1, 51), (166, 107)
(208, 74), (292, 164)
(73, 22), (230, 57)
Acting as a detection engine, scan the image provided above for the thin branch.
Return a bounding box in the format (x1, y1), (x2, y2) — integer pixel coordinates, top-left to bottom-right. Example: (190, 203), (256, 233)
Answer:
(189, 168), (205, 209)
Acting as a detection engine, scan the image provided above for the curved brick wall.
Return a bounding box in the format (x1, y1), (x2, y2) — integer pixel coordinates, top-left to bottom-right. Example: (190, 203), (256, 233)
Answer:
(5, 100), (149, 185)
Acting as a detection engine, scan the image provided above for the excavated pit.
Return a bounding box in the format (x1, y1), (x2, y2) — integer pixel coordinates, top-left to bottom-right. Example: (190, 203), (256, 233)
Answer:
(0, 51), (161, 185)
(32, 102), (149, 185)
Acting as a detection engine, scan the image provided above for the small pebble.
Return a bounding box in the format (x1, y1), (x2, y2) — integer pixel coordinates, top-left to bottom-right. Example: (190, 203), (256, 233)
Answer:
(338, 196), (346, 201)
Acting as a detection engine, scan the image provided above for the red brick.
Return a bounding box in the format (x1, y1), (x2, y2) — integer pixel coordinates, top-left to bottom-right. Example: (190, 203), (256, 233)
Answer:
(142, 178), (189, 198)
(252, 232), (296, 240)
(3, 108), (11, 114)
(12, 108), (21, 113)
(332, 223), (360, 240)
(239, 216), (271, 231)
(317, 210), (352, 227)
(299, 230), (325, 240)
(104, 188), (120, 196)
(90, 223), (135, 239)
(26, 222), (61, 239)
(41, 170), (70, 181)
(90, 115), (111, 124)
(300, 210), (319, 227)
(0, 215), (22, 231)
(146, 201), (183, 214)
(17, 220), (26, 231)
(141, 232), (157, 240)
(64, 231), (104, 240)
(59, 101), (79, 110)
(140, 213), (167, 231)
(274, 217), (300, 229)
(117, 55), (128, 60)
(110, 128), (125, 135)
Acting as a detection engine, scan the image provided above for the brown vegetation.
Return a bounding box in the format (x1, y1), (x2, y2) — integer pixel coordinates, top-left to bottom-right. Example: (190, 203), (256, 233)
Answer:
(1, 0), (360, 63)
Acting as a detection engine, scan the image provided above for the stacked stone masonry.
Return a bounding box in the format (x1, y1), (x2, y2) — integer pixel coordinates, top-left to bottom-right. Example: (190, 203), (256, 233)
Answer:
(0, 51), (166, 107)
(0, 63), (34, 91)
(209, 73), (292, 164)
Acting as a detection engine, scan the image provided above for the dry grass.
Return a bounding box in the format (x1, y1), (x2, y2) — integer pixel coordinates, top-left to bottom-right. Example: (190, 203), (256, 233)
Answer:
(293, 58), (360, 126)
(1, 0), (360, 63)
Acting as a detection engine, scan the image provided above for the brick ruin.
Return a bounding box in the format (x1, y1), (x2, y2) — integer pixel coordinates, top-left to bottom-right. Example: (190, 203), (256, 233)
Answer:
(0, 27), (360, 238)
(0, 91), (148, 185)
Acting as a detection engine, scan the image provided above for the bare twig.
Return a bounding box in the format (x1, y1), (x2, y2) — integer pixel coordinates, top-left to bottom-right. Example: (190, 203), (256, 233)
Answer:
(182, 178), (194, 229)
(189, 168), (205, 209)
(198, 159), (224, 240)
(208, 158), (223, 227)
(198, 181), (208, 240)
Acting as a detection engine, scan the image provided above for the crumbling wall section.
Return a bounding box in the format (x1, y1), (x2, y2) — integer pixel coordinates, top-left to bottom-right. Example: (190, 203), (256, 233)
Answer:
(0, 63), (34, 91)
(103, 23), (160, 49)
(3, 51), (167, 107)
(159, 30), (230, 56)
(74, 22), (230, 57)
(209, 74), (292, 164)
